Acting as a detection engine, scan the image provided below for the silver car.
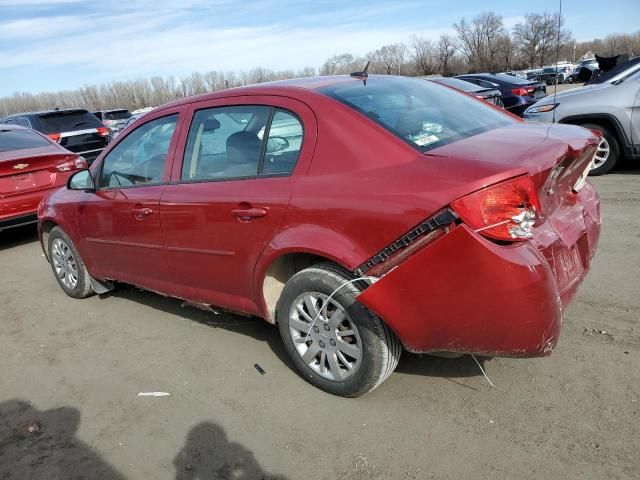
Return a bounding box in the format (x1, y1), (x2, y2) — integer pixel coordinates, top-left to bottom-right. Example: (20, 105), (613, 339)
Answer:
(524, 62), (640, 175)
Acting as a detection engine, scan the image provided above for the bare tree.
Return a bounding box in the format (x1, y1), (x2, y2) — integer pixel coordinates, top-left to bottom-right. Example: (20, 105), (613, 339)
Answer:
(513, 13), (572, 68)
(454, 12), (505, 72)
(436, 34), (456, 75)
(410, 34), (437, 75)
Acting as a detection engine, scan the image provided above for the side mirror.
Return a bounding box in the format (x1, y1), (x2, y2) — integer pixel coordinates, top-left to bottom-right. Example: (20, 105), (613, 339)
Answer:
(266, 136), (290, 153)
(67, 169), (95, 192)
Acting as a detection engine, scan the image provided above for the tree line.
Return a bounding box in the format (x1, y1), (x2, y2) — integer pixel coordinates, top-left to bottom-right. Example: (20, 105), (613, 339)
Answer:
(1, 10), (638, 116)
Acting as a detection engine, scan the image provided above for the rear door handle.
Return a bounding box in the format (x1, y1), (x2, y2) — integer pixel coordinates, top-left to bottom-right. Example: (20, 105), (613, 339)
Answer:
(133, 207), (153, 220)
(231, 207), (267, 222)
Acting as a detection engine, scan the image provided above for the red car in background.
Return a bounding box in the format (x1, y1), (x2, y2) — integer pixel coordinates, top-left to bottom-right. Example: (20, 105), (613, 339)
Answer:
(0, 125), (87, 231)
(38, 75), (601, 397)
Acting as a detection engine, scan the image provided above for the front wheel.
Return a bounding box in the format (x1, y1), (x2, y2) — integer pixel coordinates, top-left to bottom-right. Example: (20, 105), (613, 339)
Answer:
(276, 263), (401, 397)
(48, 227), (94, 298)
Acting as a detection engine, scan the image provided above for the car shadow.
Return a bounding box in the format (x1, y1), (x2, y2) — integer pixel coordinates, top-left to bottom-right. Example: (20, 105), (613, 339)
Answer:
(174, 421), (287, 479)
(105, 285), (490, 387)
(0, 399), (127, 480)
(0, 224), (39, 251)
(106, 285), (296, 372)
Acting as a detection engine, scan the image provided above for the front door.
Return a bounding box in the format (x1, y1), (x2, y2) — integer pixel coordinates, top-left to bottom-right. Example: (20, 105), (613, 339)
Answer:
(79, 112), (182, 292)
(160, 97), (315, 314)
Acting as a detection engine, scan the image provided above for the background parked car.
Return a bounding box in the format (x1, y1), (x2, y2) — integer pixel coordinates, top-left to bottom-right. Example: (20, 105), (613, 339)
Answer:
(569, 58), (598, 82)
(524, 60), (640, 175)
(112, 111), (149, 138)
(0, 124), (87, 231)
(456, 73), (546, 116)
(427, 76), (504, 107)
(0, 109), (109, 164)
(536, 66), (570, 85)
(93, 109), (132, 137)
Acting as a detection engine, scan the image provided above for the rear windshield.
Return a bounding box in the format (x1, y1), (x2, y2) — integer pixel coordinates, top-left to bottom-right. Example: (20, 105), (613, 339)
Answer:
(0, 128), (50, 152)
(319, 76), (512, 152)
(104, 110), (132, 120)
(491, 74), (534, 85)
(37, 110), (102, 134)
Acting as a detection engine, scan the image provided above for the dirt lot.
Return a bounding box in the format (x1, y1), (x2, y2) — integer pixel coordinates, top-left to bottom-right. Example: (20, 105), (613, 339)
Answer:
(1, 168), (639, 480)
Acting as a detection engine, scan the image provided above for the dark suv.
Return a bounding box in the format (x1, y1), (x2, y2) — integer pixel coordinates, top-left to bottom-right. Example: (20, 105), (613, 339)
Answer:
(0, 109), (109, 164)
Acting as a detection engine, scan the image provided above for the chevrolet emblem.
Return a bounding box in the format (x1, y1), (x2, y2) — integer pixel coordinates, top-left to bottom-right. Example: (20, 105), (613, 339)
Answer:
(13, 163), (29, 170)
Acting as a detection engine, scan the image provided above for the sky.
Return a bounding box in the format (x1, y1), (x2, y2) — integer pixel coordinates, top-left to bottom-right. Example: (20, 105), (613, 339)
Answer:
(0, 0), (638, 96)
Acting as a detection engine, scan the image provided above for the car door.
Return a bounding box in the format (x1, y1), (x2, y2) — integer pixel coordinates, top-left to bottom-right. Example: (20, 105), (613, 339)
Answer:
(160, 96), (316, 314)
(78, 109), (184, 292)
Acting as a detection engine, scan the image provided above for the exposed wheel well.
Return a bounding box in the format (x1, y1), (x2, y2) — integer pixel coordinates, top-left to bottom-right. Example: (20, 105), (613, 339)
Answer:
(262, 253), (336, 323)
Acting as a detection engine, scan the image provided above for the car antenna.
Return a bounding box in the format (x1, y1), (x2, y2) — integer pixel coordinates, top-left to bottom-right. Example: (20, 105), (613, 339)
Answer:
(552, 0), (562, 123)
(350, 61), (370, 85)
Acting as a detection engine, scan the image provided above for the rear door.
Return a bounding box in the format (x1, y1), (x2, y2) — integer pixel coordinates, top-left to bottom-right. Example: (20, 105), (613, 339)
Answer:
(160, 96), (316, 314)
(77, 109), (184, 292)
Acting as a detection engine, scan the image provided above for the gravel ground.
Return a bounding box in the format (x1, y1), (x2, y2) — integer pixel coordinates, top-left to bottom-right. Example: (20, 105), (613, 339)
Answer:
(1, 166), (638, 479)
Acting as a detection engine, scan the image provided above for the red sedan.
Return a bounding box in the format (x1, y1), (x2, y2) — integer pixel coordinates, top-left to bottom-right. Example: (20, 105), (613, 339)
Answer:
(38, 75), (601, 397)
(1, 125), (87, 232)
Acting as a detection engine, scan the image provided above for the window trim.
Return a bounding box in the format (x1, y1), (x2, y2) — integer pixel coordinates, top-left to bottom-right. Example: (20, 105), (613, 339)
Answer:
(95, 113), (179, 191)
(176, 104), (304, 185)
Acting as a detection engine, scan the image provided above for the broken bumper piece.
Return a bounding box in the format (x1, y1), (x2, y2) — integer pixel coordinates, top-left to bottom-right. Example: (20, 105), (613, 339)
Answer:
(357, 184), (600, 357)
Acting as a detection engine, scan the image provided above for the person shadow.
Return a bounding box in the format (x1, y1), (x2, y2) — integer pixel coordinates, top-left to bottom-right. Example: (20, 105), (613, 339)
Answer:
(174, 421), (287, 480)
(0, 399), (126, 480)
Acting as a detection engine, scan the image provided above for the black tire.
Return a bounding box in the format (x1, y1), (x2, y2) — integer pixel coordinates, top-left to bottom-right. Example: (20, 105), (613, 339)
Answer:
(276, 263), (401, 397)
(581, 123), (620, 176)
(47, 227), (94, 298)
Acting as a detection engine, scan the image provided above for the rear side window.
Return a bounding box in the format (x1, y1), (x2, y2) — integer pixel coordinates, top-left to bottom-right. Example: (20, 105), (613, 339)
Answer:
(319, 76), (512, 152)
(104, 110), (132, 121)
(0, 128), (50, 152)
(37, 110), (103, 134)
(181, 105), (303, 181)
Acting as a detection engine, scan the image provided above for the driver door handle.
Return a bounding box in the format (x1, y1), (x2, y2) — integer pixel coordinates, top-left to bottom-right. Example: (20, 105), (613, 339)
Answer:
(133, 207), (153, 220)
(231, 207), (267, 222)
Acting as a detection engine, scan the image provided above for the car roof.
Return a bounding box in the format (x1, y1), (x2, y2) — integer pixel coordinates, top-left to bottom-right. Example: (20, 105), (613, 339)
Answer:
(155, 75), (370, 112)
(1, 108), (89, 120)
(0, 123), (28, 131)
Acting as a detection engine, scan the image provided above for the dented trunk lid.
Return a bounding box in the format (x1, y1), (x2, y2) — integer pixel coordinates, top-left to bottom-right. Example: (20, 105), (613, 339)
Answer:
(426, 122), (599, 217)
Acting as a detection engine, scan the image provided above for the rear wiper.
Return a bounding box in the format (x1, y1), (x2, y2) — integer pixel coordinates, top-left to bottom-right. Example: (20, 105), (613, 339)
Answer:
(73, 121), (90, 127)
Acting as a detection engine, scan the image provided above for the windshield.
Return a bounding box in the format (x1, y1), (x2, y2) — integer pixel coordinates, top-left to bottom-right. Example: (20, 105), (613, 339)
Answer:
(319, 76), (512, 152)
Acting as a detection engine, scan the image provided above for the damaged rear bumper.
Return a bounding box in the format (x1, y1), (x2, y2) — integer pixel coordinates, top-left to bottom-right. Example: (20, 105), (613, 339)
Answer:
(357, 183), (600, 357)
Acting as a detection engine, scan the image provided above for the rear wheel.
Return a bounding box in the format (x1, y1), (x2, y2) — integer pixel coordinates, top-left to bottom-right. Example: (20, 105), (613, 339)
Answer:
(276, 263), (401, 397)
(582, 123), (620, 176)
(48, 227), (94, 298)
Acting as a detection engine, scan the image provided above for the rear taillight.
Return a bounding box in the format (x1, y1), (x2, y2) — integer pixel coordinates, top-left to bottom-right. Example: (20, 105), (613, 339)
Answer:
(56, 156), (88, 172)
(451, 175), (541, 241)
(97, 126), (109, 136)
(47, 133), (61, 142)
(512, 87), (534, 96)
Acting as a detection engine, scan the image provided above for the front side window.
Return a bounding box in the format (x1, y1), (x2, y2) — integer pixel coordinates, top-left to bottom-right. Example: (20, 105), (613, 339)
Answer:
(99, 114), (177, 188)
(319, 76), (512, 152)
(181, 105), (303, 181)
